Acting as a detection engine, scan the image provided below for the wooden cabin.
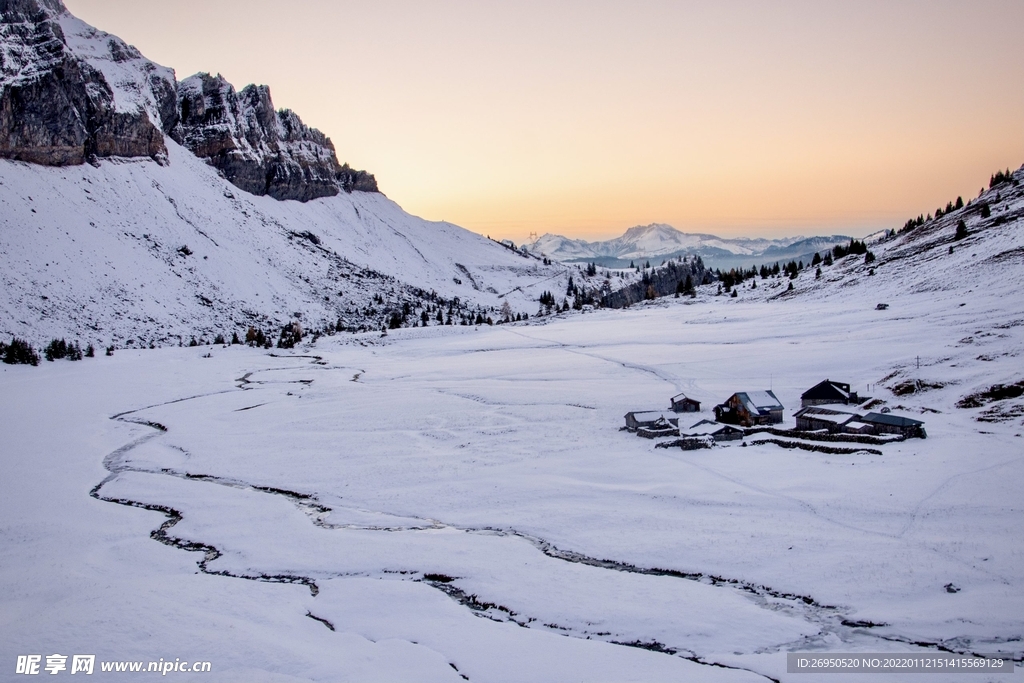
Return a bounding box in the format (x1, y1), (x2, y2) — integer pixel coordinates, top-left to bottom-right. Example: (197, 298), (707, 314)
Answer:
(793, 406), (859, 433)
(800, 379), (860, 407)
(714, 390), (784, 427)
(625, 411), (680, 432)
(860, 412), (927, 439)
(684, 419), (744, 442)
(669, 393), (701, 413)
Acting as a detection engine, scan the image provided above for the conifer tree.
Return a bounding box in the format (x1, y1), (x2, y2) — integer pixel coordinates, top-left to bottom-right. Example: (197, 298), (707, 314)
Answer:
(954, 220), (968, 241)
(3, 337), (40, 365)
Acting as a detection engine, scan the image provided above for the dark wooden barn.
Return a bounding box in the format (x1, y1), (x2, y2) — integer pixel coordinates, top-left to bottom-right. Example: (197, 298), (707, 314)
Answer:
(860, 412), (927, 439)
(800, 379), (860, 407)
(684, 419), (744, 442)
(670, 393), (701, 413)
(714, 391), (784, 427)
(793, 406), (859, 433)
(625, 411), (680, 432)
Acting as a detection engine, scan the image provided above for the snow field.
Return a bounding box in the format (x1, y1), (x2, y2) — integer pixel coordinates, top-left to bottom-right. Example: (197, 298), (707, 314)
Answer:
(4, 265), (1023, 681)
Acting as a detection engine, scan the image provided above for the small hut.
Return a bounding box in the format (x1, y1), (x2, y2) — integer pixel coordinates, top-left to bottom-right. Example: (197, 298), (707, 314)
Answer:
(800, 379), (860, 407)
(625, 411), (680, 432)
(684, 419), (744, 442)
(670, 393), (701, 413)
(714, 391), (784, 427)
(793, 406), (859, 433)
(860, 412), (926, 439)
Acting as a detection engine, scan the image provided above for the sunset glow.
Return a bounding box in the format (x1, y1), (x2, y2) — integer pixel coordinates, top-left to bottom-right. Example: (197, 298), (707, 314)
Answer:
(65, 0), (1024, 241)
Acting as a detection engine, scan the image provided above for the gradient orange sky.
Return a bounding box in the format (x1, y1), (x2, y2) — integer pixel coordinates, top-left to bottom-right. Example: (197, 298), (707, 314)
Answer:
(65, 0), (1024, 241)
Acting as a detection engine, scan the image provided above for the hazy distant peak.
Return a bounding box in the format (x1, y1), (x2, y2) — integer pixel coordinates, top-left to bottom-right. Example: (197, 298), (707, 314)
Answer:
(525, 224), (853, 269)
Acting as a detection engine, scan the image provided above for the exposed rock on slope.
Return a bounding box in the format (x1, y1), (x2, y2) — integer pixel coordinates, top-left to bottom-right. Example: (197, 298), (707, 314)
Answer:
(173, 73), (376, 202)
(0, 0), (176, 165)
(0, 0), (375, 201)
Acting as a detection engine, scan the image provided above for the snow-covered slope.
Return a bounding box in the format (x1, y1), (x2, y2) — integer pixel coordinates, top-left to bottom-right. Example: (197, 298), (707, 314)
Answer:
(527, 224), (851, 269)
(0, 142), (563, 346)
(2, 167), (1022, 681)
(709, 164), (1024, 310)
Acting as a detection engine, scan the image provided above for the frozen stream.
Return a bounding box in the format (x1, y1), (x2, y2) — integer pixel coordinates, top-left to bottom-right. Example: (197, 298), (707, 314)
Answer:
(4, 291), (1023, 682)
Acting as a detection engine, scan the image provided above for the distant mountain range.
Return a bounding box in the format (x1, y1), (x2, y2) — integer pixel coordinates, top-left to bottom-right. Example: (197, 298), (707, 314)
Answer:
(524, 224), (854, 270)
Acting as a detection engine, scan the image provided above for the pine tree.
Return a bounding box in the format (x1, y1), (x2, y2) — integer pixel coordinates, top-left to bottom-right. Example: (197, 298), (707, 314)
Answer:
(3, 337), (40, 366)
(954, 220), (968, 241)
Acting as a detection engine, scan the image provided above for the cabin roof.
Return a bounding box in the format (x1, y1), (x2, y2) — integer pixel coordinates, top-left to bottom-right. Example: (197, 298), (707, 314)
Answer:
(735, 390), (783, 414)
(801, 379), (852, 401)
(794, 405), (861, 419)
(628, 410), (674, 422)
(862, 412), (924, 427)
(684, 419), (742, 436)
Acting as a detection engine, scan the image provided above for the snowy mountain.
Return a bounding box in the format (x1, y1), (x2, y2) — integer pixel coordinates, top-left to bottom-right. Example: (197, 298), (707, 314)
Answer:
(526, 224), (852, 270)
(0, 0), (566, 346)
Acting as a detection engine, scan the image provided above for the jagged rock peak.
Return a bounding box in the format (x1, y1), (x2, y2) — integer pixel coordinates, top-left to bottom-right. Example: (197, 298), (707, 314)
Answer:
(173, 72), (377, 201)
(1, 1), (376, 201)
(0, 0), (67, 17)
(0, 0), (176, 165)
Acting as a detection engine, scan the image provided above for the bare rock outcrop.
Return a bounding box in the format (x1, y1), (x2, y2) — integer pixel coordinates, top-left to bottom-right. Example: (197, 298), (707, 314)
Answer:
(0, 0), (176, 165)
(173, 73), (377, 201)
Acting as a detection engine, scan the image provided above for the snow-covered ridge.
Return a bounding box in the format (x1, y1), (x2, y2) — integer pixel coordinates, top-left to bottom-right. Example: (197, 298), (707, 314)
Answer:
(526, 224), (852, 269)
(0, 141), (564, 346)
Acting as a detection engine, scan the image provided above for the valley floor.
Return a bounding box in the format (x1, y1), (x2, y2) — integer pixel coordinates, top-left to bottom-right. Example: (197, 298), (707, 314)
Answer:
(2, 289), (1022, 682)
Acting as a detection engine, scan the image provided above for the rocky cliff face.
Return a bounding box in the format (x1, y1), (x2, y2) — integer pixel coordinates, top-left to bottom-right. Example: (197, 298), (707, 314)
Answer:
(0, 0), (175, 165)
(173, 73), (376, 201)
(1, 0), (376, 200)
